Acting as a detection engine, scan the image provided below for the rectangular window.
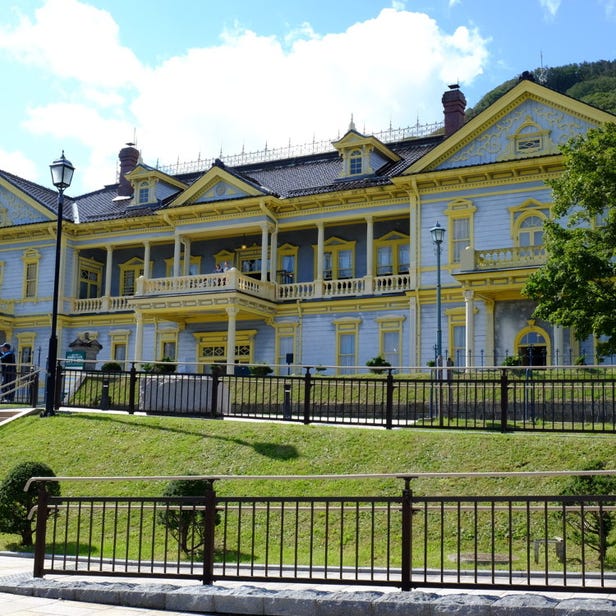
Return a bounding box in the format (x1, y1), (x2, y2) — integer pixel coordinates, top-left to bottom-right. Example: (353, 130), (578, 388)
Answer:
(382, 331), (400, 367)
(452, 218), (470, 263)
(113, 343), (126, 362)
(277, 335), (294, 373)
(377, 246), (393, 275)
(25, 262), (37, 298)
(162, 341), (176, 360)
(398, 243), (410, 273)
(338, 249), (352, 278)
(452, 324), (466, 366)
(338, 333), (356, 374)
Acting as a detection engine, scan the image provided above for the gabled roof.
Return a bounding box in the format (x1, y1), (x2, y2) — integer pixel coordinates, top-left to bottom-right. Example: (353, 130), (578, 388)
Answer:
(404, 79), (616, 175)
(0, 168), (77, 222)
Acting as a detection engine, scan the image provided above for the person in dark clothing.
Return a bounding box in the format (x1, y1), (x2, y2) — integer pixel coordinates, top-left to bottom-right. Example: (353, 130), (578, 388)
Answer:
(0, 343), (16, 403)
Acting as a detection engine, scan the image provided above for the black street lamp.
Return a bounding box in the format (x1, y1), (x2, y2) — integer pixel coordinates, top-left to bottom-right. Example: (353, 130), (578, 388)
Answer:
(42, 152), (75, 418)
(430, 221), (445, 367)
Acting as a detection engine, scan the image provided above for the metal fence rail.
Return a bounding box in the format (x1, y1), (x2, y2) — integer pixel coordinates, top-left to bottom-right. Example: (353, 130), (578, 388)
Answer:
(57, 365), (616, 433)
(28, 472), (616, 593)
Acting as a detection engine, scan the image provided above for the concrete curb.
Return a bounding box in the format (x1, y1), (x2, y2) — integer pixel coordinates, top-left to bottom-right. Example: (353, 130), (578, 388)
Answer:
(0, 577), (614, 615)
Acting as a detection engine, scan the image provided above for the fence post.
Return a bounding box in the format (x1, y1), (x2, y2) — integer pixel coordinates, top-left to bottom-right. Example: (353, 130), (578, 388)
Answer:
(400, 477), (414, 591)
(29, 367), (39, 407)
(128, 363), (137, 414)
(385, 369), (394, 430)
(210, 370), (219, 418)
(33, 483), (49, 578)
(500, 368), (509, 432)
(202, 482), (217, 585)
(53, 361), (63, 410)
(303, 367), (312, 425)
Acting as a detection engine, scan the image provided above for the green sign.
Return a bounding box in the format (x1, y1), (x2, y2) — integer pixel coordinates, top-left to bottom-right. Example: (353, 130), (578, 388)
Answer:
(65, 351), (86, 369)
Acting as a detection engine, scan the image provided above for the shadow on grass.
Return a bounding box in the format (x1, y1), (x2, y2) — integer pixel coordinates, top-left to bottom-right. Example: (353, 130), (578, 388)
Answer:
(54, 412), (300, 461)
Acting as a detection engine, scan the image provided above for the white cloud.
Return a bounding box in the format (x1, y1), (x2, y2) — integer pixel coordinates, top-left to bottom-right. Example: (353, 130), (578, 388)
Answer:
(0, 149), (38, 180)
(1, 1), (490, 191)
(539, 0), (561, 19)
(0, 0), (144, 88)
(133, 7), (489, 167)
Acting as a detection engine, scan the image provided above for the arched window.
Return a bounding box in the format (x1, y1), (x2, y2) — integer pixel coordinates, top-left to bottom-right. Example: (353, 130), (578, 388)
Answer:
(517, 214), (545, 247)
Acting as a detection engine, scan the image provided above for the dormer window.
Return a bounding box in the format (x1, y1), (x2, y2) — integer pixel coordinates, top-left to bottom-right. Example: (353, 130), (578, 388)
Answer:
(349, 149), (363, 175)
(138, 181), (150, 204)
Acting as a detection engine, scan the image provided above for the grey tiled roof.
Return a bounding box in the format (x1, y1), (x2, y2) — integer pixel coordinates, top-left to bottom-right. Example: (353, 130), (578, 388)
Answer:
(0, 169), (77, 221)
(1, 134), (443, 225)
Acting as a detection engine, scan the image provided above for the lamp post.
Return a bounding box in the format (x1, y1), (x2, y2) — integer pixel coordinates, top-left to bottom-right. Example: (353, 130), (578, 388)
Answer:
(430, 221), (445, 367)
(42, 152), (75, 418)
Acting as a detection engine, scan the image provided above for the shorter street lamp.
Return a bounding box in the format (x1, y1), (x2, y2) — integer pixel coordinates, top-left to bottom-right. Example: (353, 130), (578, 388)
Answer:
(430, 221), (445, 368)
(42, 152), (75, 418)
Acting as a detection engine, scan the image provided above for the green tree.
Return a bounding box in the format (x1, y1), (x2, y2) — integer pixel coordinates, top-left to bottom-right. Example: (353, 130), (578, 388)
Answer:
(559, 462), (616, 565)
(523, 123), (616, 359)
(0, 461), (60, 546)
(157, 476), (219, 557)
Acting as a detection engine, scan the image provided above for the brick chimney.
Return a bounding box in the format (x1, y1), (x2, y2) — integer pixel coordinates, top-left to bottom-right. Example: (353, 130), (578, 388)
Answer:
(117, 143), (140, 198)
(442, 84), (466, 137)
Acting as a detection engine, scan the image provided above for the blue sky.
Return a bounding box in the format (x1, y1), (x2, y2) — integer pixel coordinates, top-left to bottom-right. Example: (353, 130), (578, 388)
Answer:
(0, 0), (614, 195)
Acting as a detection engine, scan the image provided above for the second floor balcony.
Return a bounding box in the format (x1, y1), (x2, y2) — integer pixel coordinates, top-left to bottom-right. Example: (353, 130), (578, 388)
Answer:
(71, 268), (414, 314)
(459, 245), (546, 272)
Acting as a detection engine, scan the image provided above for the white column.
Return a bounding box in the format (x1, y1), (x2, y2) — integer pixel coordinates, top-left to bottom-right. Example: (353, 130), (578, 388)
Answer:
(316, 222), (324, 280)
(133, 313), (143, 363)
(173, 235), (182, 277)
(270, 227), (278, 282)
(553, 325), (564, 366)
(183, 238), (191, 276)
(105, 246), (113, 297)
(464, 289), (475, 367)
(366, 216), (374, 276)
(226, 306), (238, 374)
(408, 296), (417, 367)
(260, 224), (269, 282)
(485, 298), (495, 366)
(143, 242), (150, 279)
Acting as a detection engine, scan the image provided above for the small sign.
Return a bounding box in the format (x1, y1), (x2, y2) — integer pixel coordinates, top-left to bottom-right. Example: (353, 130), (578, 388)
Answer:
(65, 350), (86, 370)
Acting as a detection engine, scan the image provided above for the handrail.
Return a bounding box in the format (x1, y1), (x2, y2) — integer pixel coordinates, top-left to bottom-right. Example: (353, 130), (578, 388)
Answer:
(24, 468), (616, 491)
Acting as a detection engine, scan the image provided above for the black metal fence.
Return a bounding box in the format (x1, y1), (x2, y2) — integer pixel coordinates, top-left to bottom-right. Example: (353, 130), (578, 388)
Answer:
(29, 472), (616, 594)
(57, 364), (616, 433)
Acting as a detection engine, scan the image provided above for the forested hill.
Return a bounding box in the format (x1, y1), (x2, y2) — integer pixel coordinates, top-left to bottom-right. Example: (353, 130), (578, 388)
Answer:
(466, 59), (616, 119)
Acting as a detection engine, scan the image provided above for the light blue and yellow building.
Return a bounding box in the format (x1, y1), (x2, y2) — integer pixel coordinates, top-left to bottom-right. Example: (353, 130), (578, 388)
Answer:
(0, 78), (614, 374)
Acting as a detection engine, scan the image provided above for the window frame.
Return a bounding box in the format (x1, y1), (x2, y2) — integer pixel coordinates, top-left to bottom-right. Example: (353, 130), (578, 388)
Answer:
(444, 199), (476, 264)
(22, 249), (40, 299)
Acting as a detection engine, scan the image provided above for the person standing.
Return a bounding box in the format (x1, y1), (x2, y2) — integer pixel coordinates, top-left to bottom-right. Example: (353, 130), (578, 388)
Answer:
(0, 343), (16, 403)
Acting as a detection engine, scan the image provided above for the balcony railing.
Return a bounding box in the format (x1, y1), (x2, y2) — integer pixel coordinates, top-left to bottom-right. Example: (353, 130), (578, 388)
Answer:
(70, 271), (415, 313)
(460, 245), (546, 271)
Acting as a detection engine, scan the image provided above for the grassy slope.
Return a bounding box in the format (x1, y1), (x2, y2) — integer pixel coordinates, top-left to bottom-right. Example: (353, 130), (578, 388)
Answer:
(1, 411), (613, 499)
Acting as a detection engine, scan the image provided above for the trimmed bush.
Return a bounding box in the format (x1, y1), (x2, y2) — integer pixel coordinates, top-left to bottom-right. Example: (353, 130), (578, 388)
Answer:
(0, 461), (60, 546)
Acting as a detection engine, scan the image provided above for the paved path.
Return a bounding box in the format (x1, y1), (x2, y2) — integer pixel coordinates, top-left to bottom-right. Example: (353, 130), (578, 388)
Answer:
(1, 553), (616, 615)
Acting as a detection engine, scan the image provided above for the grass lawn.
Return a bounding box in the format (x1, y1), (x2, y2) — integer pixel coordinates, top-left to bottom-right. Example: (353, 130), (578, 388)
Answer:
(1, 410), (615, 563)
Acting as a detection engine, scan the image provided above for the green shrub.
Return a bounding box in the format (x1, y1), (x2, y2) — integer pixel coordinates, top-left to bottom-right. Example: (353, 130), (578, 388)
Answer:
(502, 355), (522, 366)
(249, 364), (273, 377)
(153, 357), (177, 374)
(366, 355), (391, 374)
(0, 461), (60, 546)
(157, 476), (219, 556)
(101, 361), (122, 372)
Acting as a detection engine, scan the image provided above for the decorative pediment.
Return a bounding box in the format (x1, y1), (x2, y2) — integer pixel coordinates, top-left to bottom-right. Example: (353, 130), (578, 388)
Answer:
(124, 165), (187, 206)
(404, 80), (616, 174)
(169, 161), (269, 208)
(332, 128), (400, 179)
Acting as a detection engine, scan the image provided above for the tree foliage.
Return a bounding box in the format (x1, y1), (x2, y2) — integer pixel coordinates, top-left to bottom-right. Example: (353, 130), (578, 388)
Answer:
(0, 461), (60, 546)
(559, 462), (616, 565)
(157, 476), (219, 557)
(523, 123), (616, 359)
